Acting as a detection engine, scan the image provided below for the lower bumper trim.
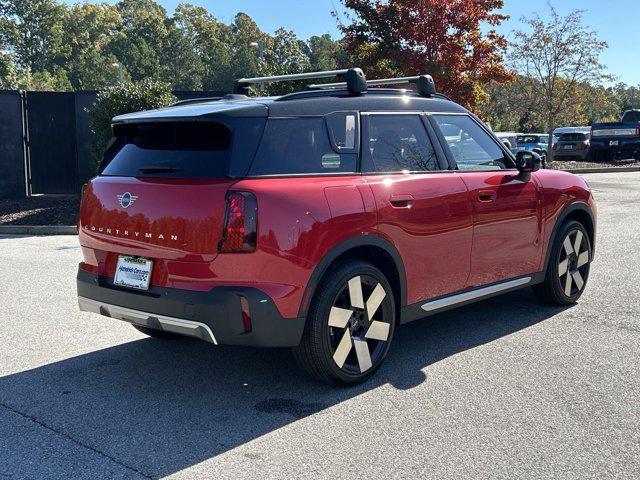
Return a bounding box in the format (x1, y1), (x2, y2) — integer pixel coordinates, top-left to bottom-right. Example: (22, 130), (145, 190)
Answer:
(78, 296), (218, 344)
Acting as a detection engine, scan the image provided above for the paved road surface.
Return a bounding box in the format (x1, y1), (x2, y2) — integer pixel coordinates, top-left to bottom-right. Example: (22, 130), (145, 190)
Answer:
(1, 172), (638, 479)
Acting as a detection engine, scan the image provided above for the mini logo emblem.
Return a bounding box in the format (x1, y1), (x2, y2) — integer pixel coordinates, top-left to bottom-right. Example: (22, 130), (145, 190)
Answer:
(117, 192), (138, 208)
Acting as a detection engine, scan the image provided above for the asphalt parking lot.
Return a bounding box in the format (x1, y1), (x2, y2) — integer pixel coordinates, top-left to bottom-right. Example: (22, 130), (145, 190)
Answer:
(1, 172), (639, 480)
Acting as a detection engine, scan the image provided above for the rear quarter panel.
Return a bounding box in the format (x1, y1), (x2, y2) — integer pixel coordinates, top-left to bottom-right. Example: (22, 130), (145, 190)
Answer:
(208, 176), (378, 318)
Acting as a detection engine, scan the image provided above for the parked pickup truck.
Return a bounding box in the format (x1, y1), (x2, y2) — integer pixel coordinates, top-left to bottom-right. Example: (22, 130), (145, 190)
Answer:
(590, 110), (640, 161)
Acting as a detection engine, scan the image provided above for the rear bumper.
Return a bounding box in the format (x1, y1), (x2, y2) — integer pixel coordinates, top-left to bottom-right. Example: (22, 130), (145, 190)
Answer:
(589, 145), (640, 155)
(77, 269), (305, 347)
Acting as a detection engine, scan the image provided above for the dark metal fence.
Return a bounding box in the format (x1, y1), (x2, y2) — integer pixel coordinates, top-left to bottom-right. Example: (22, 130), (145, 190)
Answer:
(0, 90), (225, 198)
(0, 91), (26, 198)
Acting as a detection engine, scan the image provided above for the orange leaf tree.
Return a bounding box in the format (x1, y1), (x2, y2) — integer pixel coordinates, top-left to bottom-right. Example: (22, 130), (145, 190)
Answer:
(338, 0), (513, 109)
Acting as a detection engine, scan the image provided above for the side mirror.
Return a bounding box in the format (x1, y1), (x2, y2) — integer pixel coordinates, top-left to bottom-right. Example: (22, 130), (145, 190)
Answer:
(515, 150), (541, 180)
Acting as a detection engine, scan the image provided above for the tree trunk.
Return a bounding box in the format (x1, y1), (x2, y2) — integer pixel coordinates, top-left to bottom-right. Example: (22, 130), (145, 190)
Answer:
(547, 116), (555, 163)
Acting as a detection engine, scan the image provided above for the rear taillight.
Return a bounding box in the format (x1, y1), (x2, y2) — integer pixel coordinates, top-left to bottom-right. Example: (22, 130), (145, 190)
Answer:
(218, 192), (257, 253)
(636, 125), (640, 138)
(580, 141), (589, 150)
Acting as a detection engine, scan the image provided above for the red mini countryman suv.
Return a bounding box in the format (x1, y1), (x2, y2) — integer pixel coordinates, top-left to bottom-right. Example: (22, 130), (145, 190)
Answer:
(77, 69), (596, 385)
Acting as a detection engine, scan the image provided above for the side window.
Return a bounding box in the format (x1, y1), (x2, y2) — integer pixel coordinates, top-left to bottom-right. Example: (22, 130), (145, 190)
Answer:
(249, 117), (357, 175)
(433, 115), (511, 171)
(363, 114), (439, 173)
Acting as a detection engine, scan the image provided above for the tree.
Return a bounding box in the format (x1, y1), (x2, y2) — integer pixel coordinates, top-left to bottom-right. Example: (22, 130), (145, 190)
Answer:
(0, 0), (68, 72)
(0, 0), (347, 93)
(172, 3), (232, 91)
(109, 0), (169, 83)
(510, 6), (611, 159)
(0, 50), (19, 88)
(161, 16), (205, 90)
(611, 83), (640, 115)
(229, 13), (264, 83)
(479, 77), (539, 132)
(307, 34), (347, 71)
(62, 3), (121, 89)
(260, 28), (310, 94)
(338, 0), (513, 108)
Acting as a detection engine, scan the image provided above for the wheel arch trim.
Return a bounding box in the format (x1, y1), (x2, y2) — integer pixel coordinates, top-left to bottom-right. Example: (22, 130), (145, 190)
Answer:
(297, 235), (407, 318)
(543, 201), (595, 273)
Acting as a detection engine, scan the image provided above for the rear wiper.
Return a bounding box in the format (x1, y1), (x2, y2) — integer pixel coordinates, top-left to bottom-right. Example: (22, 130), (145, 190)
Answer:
(138, 166), (185, 174)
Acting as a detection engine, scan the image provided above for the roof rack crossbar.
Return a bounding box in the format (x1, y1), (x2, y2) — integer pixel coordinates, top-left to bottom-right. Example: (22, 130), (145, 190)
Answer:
(308, 74), (437, 97)
(233, 68), (367, 95)
(236, 69), (348, 85)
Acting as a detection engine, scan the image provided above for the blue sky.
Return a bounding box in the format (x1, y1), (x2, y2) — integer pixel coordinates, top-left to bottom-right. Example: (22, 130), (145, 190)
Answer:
(64, 0), (638, 85)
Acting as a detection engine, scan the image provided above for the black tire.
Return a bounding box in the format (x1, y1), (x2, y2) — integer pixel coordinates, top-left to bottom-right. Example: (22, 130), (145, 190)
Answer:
(532, 220), (592, 305)
(132, 324), (182, 340)
(292, 260), (396, 386)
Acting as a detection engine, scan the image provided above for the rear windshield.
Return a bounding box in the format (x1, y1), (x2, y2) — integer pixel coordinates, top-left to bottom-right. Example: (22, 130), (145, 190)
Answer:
(100, 119), (265, 178)
(559, 133), (588, 141)
(622, 111), (640, 123)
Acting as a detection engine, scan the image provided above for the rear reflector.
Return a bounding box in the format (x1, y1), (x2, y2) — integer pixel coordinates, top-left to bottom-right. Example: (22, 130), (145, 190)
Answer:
(218, 192), (257, 252)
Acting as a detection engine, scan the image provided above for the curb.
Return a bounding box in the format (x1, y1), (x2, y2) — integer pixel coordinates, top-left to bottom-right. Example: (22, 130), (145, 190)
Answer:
(562, 167), (640, 174)
(0, 225), (77, 235)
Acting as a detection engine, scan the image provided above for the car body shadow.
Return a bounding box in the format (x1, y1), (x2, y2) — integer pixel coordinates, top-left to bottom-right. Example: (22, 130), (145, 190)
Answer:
(0, 289), (570, 478)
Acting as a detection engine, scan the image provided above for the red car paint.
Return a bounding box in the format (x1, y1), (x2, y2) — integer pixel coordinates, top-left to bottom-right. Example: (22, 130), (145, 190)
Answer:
(78, 168), (595, 320)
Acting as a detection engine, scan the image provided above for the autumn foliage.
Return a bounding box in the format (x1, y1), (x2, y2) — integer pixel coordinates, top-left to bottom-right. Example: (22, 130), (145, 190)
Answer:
(339, 0), (513, 109)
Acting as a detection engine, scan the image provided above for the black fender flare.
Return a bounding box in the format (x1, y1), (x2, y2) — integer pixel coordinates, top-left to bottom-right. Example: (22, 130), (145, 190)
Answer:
(297, 235), (407, 318)
(542, 201), (595, 274)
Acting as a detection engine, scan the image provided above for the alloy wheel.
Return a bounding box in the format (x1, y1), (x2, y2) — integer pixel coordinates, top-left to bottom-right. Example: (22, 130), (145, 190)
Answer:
(558, 229), (590, 297)
(327, 275), (392, 374)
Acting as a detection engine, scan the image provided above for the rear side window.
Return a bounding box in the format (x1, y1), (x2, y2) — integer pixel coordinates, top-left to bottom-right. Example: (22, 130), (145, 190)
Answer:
(249, 117), (357, 175)
(362, 114), (439, 173)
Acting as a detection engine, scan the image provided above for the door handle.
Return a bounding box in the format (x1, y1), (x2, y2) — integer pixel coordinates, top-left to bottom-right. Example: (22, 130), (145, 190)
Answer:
(477, 190), (496, 202)
(390, 194), (414, 208)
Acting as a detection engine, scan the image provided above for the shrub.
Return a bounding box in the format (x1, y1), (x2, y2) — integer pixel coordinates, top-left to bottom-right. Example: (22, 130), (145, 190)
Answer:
(87, 79), (176, 171)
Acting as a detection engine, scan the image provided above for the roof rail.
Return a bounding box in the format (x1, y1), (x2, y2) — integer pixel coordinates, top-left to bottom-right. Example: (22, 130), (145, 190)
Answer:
(308, 75), (437, 97)
(233, 68), (367, 96)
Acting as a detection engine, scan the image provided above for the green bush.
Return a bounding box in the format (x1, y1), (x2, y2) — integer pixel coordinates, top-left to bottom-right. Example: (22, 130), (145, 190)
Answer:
(87, 79), (176, 171)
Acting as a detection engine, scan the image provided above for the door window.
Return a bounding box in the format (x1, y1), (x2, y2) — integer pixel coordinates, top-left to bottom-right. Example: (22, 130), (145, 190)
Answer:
(432, 115), (512, 171)
(363, 114), (440, 173)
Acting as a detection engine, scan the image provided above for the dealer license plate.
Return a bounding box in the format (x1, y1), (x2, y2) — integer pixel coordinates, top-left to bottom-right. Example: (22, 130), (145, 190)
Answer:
(610, 140), (619, 146)
(114, 256), (153, 290)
